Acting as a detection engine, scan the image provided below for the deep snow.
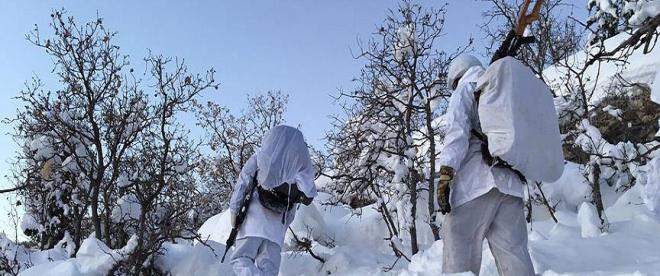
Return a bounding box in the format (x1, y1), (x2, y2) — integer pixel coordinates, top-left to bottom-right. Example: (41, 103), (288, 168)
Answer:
(14, 167), (660, 276)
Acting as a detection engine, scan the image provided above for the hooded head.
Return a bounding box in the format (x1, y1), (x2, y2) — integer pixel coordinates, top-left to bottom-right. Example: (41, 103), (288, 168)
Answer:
(256, 125), (317, 200)
(448, 54), (483, 90)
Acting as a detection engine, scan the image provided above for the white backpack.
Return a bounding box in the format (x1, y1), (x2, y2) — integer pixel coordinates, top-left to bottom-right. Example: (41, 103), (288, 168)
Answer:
(475, 57), (564, 182)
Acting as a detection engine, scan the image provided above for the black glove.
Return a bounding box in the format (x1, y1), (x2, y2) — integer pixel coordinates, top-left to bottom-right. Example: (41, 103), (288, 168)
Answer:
(437, 166), (454, 214)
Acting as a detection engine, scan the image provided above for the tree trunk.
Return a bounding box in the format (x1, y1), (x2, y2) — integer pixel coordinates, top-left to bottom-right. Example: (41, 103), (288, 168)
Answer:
(135, 206), (149, 275)
(74, 207), (83, 252)
(409, 194), (419, 255)
(409, 170), (421, 255)
(91, 183), (102, 239)
(424, 103), (441, 240)
(591, 163), (608, 230)
(103, 190), (113, 247)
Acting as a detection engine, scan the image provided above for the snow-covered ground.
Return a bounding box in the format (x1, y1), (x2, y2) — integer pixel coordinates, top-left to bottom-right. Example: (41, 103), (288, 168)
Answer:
(13, 160), (660, 276)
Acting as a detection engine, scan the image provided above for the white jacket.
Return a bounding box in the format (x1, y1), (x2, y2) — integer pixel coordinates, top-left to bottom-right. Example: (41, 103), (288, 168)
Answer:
(438, 66), (524, 208)
(229, 155), (296, 247)
(229, 126), (317, 247)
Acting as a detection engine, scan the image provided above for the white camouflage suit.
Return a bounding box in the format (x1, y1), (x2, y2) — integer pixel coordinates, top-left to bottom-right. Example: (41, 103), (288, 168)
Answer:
(438, 56), (535, 275)
(228, 126), (318, 276)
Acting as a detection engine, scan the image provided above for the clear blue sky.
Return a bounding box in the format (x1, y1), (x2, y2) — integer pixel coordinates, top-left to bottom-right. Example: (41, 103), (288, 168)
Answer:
(0, 1), (586, 239)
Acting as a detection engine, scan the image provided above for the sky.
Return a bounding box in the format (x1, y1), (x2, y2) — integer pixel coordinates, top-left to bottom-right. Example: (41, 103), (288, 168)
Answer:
(0, 1), (586, 240)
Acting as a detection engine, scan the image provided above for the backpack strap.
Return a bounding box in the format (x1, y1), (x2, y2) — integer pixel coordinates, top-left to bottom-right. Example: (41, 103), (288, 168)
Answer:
(471, 129), (527, 184)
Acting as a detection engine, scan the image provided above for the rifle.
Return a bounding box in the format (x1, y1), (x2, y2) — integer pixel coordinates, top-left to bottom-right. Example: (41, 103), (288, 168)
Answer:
(490, 0), (544, 64)
(221, 171), (259, 263)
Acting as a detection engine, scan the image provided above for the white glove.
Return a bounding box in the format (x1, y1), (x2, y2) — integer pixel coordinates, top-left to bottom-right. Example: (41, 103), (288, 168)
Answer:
(230, 212), (237, 227)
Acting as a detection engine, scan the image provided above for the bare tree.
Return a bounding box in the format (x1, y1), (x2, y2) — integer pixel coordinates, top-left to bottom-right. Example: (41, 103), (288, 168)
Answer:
(481, 0), (583, 88)
(194, 91), (288, 215)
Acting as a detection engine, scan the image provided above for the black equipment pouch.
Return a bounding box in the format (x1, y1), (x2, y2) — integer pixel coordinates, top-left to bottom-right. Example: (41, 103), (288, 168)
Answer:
(257, 182), (313, 214)
(257, 184), (296, 214)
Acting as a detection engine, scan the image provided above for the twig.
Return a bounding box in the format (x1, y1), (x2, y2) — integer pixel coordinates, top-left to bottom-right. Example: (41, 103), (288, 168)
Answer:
(0, 185), (27, 194)
(287, 227), (325, 264)
(535, 181), (558, 223)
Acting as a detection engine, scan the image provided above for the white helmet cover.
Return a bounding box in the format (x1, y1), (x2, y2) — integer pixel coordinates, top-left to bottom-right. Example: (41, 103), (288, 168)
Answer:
(448, 54), (483, 89)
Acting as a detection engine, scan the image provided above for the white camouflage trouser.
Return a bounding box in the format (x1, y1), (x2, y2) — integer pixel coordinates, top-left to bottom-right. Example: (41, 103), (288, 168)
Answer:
(442, 188), (535, 276)
(231, 237), (282, 276)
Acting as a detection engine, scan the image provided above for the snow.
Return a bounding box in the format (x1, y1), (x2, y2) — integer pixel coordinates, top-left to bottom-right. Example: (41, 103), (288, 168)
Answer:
(75, 235), (138, 274)
(589, 0), (618, 18)
(602, 105), (622, 120)
(29, 135), (56, 161)
(110, 194), (142, 223)
(625, 0), (660, 26)
(530, 212), (660, 275)
(284, 202), (329, 249)
(543, 162), (592, 212)
(174, 162), (188, 174)
(5, 4), (660, 276)
(20, 212), (42, 233)
(155, 241), (233, 276)
(197, 210), (233, 244)
(117, 173), (130, 188)
(577, 202), (602, 238)
(19, 235), (138, 276)
(543, 31), (660, 106)
(652, 68), (660, 104)
(14, 185), (660, 275)
(404, 241), (444, 275)
(61, 156), (79, 172)
(640, 156), (660, 214)
(395, 23), (415, 61)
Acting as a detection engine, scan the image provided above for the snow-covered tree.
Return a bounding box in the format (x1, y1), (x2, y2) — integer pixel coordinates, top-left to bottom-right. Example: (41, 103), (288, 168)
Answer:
(587, 0), (631, 42)
(7, 10), (217, 274)
(546, 0), (660, 231)
(587, 0), (660, 43)
(326, 1), (467, 258)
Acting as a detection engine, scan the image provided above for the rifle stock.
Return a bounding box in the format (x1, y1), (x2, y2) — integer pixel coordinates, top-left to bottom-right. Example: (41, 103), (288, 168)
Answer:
(490, 0), (544, 64)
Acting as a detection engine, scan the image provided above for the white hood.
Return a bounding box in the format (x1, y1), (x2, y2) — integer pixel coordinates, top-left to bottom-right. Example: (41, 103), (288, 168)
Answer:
(456, 66), (485, 90)
(256, 125), (317, 199)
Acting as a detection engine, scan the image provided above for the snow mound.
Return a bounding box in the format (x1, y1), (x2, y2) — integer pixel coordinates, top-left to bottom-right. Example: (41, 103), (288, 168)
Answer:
(405, 241), (444, 275)
(544, 162), (591, 212)
(641, 156), (660, 215)
(285, 202), (329, 249)
(531, 213), (660, 275)
(197, 201), (330, 250)
(197, 209), (233, 244)
(577, 202), (602, 238)
(155, 241), (233, 276)
(21, 235), (138, 276)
